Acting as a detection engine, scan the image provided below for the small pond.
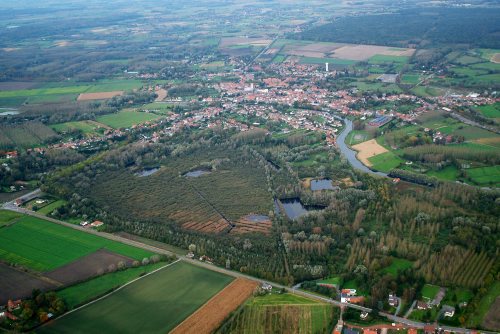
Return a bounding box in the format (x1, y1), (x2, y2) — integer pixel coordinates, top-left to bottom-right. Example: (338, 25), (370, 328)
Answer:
(185, 169), (211, 178)
(245, 214), (270, 222)
(310, 179), (335, 191)
(280, 198), (310, 220)
(135, 167), (160, 177)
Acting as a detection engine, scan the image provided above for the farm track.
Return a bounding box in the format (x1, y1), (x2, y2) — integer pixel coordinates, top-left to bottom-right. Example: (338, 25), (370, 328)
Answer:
(3, 190), (499, 334)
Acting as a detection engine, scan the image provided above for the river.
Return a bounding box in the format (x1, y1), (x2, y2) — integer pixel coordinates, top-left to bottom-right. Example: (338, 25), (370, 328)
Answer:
(335, 117), (387, 177)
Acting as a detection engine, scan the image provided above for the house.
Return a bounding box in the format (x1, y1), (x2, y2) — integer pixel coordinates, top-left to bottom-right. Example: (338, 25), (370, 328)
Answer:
(341, 289), (356, 296)
(424, 325), (435, 334)
(417, 301), (430, 310)
(7, 300), (21, 312)
(90, 220), (104, 228)
(80, 221), (89, 227)
(363, 329), (377, 334)
(360, 311), (369, 320)
(186, 252), (194, 259)
(388, 294), (399, 306)
(392, 178), (400, 184)
(14, 199), (23, 207)
(442, 305), (455, 317)
(262, 283), (272, 291)
(333, 321), (343, 334)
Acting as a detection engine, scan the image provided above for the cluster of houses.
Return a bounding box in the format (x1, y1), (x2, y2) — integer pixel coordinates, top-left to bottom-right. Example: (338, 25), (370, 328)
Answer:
(340, 288), (364, 304)
(0, 300), (22, 322)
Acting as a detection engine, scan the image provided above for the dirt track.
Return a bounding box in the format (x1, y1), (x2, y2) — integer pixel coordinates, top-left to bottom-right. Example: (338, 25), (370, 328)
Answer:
(170, 278), (258, 334)
(352, 139), (388, 166)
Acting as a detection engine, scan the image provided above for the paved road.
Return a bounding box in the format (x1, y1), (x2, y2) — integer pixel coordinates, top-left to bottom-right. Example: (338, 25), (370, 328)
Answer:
(3, 192), (495, 333)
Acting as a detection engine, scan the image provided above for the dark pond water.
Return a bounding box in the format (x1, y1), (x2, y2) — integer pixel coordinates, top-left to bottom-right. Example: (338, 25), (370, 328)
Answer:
(280, 198), (310, 220)
(310, 179), (335, 191)
(185, 169), (210, 177)
(135, 167), (160, 177)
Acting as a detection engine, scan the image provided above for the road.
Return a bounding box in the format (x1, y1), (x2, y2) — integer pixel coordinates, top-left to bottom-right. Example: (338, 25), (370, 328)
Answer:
(2, 191), (495, 333)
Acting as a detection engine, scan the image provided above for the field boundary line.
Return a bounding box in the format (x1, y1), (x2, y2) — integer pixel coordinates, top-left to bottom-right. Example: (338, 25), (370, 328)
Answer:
(45, 259), (181, 322)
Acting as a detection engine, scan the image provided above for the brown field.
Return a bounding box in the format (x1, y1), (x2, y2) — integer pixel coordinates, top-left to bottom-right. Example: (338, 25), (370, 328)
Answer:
(0, 263), (56, 304)
(77, 91), (123, 101)
(45, 249), (134, 285)
(155, 88), (167, 102)
(330, 45), (415, 61)
(0, 82), (39, 91)
(473, 137), (500, 148)
(170, 278), (258, 334)
(182, 220), (230, 233)
(352, 139), (388, 166)
(282, 41), (414, 61)
(482, 297), (500, 331)
(491, 53), (500, 64)
(231, 214), (272, 234)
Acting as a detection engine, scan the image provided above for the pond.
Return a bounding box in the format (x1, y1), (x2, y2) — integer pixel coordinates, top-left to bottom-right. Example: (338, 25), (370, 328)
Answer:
(245, 214), (270, 222)
(135, 167), (160, 177)
(279, 198), (310, 220)
(185, 169), (210, 178)
(310, 179), (335, 191)
(0, 108), (19, 116)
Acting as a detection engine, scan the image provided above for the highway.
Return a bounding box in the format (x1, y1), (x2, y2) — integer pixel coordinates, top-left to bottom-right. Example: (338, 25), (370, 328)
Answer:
(2, 190), (495, 333)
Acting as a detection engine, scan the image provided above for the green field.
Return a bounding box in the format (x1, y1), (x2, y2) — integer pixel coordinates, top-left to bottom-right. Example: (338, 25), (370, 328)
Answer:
(218, 293), (335, 334)
(368, 55), (409, 64)
(368, 151), (403, 172)
(0, 216), (153, 271)
(346, 130), (372, 145)
(476, 103), (500, 119)
(381, 258), (413, 276)
(0, 80), (144, 106)
(401, 74), (420, 84)
(0, 210), (23, 227)
(421, 284), (440, 300)
(37, 200), (67, 215)
(467, 281), (500, 329)
(96, 111), (162, 129)
(317, 276), (341, 286)
(299, 57), (356, 66)
(466, 166), (500, 186)
(39, 261), (233, 334)
(426, 165), (459, 181)
(50, 121), (103, 135)
(57, 262), (166, 309)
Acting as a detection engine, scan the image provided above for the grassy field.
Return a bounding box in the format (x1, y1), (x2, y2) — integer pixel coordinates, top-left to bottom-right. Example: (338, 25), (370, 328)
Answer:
(421, 284), (440, 300)
(218, 293), (335, 334)
(57, 262), (166, 309)
(426, 165), (459, 181)
(401, 74), (420, 84)
(37, 200), (67, 215)
(299, 57), (356, 66)
(0, 80), (144, 107)
(467, 281), (500, 328)
(50, 121), (104, 135)
(368, 151), (403, 172)
(476, 103), (500, 119)
(40, 261), (233, 334)
(368, 55), (409, 64)
(96, 111), (162, 129)
(381, 258), (413, 276)
(466, 166), (500, 186)
(0, 210), (23, 227)
(0, 216), (153, 271)
(317, 277), (341, 286)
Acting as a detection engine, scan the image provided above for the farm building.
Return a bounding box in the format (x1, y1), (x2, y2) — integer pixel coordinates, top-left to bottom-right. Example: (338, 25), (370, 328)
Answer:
(368, 116), (392, 127)
(90, 221), (104, 228)
(442, 305), (455, 317)
(377, 74), (398, 83)
(417, 300), (430, 310)
(388, 294), (399, 306)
